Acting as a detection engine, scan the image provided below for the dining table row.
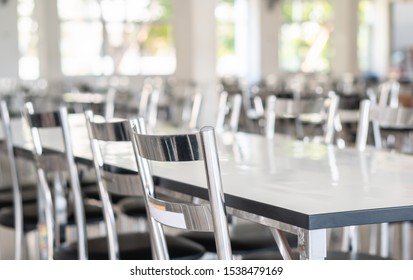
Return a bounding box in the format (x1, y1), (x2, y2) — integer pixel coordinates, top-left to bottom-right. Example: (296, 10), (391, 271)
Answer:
(0, 85), (413, 260)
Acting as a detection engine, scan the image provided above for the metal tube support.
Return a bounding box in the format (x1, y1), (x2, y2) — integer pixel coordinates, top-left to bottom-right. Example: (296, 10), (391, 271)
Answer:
(265, 96), (276, 139)
(380, 223), (390, 258)
(60, 106), (88, 260)
(229, 94), (242, 133)
(369, 224), (378, 255)
(53, 172), (67, 248)
(269, 228), (294, 260)
(132, 118), (169, 260)
(37, 169), (55, 260)
(324, 92), (339, 145)
(298, 228), (327, 260)
(356, 100), (371, 151)
(85, 110), (119, 260)
(0, 100), (24, 260)
(200, 127), (233, 260)
(401, 221), (411, 260)
(349, 225), (359, 253)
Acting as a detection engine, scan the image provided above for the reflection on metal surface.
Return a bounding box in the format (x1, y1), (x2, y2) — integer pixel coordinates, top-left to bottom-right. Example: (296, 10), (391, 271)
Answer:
(89, 119), (132, 142)
(134, 133), (204, 162)
(327, 145), (339, 186)
(101, 165), (142, 197)
(148, 196), (214, 231)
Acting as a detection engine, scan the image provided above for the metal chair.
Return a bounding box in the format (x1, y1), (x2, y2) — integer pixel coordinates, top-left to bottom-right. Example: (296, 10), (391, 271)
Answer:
(0, 100), (38, 259)
(264, 93), (339, 144)
(81, 111), (205, 260)
(130, 117), (233, 259)
(22, 103), (106, 260)
(248, 95), (393, 260)
(356, 99), (413, 259)
(116, 87), (203, 229)
(166, 87), (203, 131)
(215, 91), (242, 133)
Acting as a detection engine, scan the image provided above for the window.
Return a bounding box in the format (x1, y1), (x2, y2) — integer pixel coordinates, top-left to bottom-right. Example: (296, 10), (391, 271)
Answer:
(358, 0), (374, 74)
(280, 0), (333, 73)
(216, 0), (236, 77)
(18, 0), (39, 80)
(58, 0), (175, 76)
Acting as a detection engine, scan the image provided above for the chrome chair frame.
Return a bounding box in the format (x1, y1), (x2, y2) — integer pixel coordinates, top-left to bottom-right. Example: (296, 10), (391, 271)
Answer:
(138, 84), (159, 129)
(356, 99), (413, 151)
(131, 118), (233, 260)
(0, 100), (24, 259)
(356, 99), (413, 259)
(215, 91), (242, 133)
(264, 93), (339, 144)
(378, 80), (400, 109)
(23, 103), (88, 260)
(84, 111), (138, 260)
(180, 89), (203, 131)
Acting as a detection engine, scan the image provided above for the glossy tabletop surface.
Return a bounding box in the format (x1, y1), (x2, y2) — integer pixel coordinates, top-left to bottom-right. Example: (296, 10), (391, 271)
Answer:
(4, 115), (413, 230)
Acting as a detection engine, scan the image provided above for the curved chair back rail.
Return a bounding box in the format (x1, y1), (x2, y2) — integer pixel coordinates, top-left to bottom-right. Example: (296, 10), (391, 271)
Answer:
(147, 196), (214, 232)
(87, 119), (132, 142)
(131, 118), (233, 260)
(134, 133), (203, 162)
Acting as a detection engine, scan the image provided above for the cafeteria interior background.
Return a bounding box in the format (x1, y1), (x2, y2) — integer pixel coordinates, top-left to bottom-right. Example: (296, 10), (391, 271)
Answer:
(1, 0), (413, 259)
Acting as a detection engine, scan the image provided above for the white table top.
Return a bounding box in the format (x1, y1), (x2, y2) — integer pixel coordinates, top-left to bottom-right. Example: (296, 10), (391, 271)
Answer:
(4, 115), (413, 231)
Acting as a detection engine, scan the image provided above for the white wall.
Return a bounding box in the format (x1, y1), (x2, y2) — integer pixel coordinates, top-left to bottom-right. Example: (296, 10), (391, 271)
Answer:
(392, 2), (413, 51)
(172, 0), (219, 126)
(0, 0), (19, 78)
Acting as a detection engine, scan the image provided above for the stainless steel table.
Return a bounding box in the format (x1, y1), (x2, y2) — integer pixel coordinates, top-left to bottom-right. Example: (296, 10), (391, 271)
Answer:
(4, 115), (413, 259)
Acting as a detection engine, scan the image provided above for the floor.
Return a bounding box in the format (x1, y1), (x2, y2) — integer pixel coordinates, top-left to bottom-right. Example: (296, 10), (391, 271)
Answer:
(1, 221), (412, 260)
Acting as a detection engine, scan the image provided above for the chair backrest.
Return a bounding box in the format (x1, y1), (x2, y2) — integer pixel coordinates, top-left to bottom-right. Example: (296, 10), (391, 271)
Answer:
(215, 91), (242, 133)
(85, 110), (144, 260)
(130, 118), (232, 260)
(104, 87), (117, 120)
(356, 99), (413, 151)
(171, 88), (203, 131)
(161, 82), (203, 131)
(264, 93), (339, 144)
(138, 84), (159, 129)
(23, 102), (88, 260)
(378, 80), (400, 108)
(0, 100), (24, 259)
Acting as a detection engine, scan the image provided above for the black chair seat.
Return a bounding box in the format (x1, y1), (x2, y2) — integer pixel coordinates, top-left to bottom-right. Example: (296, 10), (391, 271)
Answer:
(0, 185), (38, 208)
(242, 250), (393, 260)
(67, 202), (105, 224)
(180, 222), (297, 255)
(116, 197), (147, 218)
(54, 232), (206, 260)
(0, 201), (105, 232)
(0, 202), (38, 232)
(82, 185), (128, 204)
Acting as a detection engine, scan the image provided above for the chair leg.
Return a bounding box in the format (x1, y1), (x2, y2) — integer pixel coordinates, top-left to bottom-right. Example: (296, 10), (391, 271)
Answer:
(349, 226), (359, 253)
(341, 226), (350, 251)
(401, 222), (411, 260)
(380, 223), (390, 258)
(369, 224), (378, 255)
